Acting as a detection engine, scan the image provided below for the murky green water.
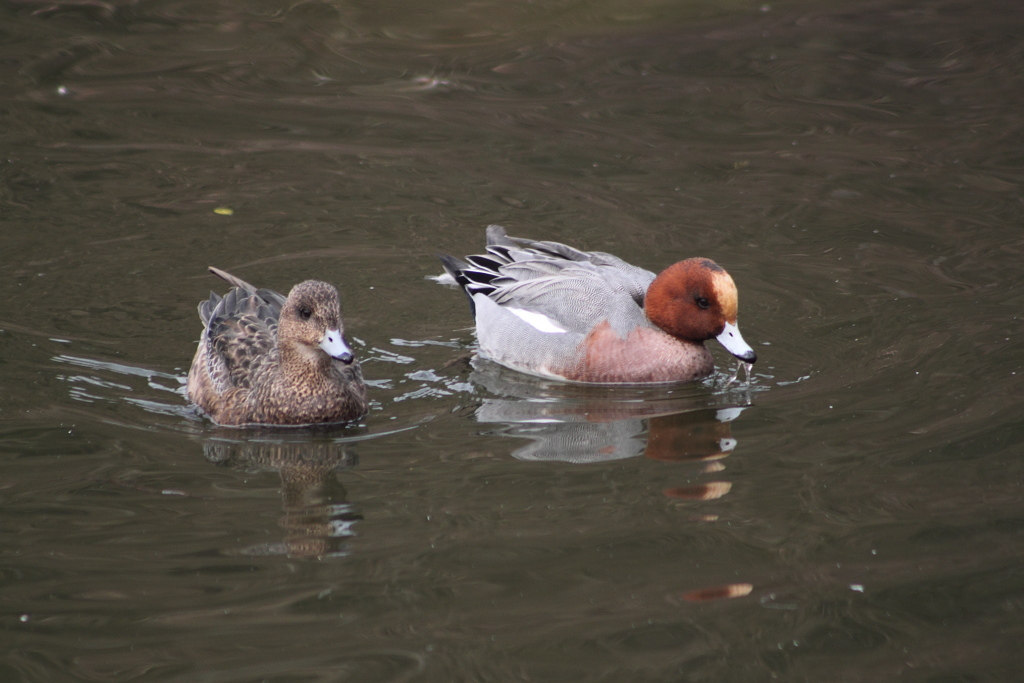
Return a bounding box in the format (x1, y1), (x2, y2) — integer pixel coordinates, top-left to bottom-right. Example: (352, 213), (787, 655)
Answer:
(3, 0), (1023, 679)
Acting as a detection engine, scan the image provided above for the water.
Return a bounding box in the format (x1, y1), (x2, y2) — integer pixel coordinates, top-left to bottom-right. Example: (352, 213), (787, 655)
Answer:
(3, 0), (1024, 679)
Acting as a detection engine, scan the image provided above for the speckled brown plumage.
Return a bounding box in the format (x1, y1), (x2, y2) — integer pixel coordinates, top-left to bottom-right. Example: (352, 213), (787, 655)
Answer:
(187, 267), (368, 426)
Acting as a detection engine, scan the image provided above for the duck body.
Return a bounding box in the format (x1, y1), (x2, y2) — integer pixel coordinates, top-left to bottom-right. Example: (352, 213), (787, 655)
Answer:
(440, 225), (756, 384)
(187, 267), (368, 426)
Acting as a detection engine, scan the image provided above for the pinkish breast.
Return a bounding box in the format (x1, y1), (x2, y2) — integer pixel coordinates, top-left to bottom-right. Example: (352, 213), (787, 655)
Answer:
(566, 321), (715, 384)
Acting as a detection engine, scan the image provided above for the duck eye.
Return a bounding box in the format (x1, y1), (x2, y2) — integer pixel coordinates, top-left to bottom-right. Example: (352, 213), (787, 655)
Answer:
(298, 306), (313, 320)
(695, 297), (710, 310)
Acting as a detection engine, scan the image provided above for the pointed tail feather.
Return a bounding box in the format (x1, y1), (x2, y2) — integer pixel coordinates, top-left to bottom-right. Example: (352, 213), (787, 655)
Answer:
(208, 266), (258, 293)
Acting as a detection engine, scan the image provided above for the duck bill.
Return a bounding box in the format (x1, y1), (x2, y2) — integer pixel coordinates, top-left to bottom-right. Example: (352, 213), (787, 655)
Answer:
(320, 328), (355, 364)
(716, 321), (757, 363)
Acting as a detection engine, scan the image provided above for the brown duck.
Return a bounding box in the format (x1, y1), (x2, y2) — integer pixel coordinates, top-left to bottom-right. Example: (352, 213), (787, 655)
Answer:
(187, 267), (368, 426)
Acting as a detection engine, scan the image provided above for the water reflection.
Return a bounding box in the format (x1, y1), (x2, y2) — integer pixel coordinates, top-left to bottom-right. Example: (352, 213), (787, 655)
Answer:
(203, 435), (361, 559)
(677, 583), (754, 604)
(469, 359), (749, 468)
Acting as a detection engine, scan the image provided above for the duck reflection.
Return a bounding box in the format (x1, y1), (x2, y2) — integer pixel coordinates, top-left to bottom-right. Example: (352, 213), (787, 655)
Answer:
(203, 434), (360, 559)
(469, 359), (748, 473)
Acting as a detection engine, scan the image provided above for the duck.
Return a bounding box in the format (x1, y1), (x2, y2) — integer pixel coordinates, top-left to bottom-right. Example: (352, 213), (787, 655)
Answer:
(186, 267), (368, 426)
(439, 225), (757, 384)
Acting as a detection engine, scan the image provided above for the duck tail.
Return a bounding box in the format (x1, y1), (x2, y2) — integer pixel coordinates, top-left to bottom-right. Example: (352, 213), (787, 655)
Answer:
(208, 266), (257, 293)
(439, 254), (479, 315)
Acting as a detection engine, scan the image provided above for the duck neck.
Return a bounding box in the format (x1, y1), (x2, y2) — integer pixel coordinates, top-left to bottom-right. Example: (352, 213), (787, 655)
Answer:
(277, 340), (330, 381)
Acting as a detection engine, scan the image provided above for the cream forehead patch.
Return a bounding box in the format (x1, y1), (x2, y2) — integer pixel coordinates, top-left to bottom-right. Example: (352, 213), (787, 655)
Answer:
(710, 270), (738, 321)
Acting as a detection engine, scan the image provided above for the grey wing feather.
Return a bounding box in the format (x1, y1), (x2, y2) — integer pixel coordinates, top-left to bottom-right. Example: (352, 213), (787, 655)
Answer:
(490, 268), (648, 336)
(443, 225), (657, 322)
(484, 225), (655, 305)
(198, 291), (221, 327)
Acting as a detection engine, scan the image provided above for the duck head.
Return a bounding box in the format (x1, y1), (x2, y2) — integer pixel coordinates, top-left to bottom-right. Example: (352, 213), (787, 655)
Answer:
(645, 258), (757, 363)
(278, 280), (356, 365)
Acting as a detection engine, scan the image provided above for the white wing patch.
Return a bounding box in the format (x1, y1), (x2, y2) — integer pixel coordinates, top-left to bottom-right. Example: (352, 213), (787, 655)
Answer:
(506, 307), (568, 334)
